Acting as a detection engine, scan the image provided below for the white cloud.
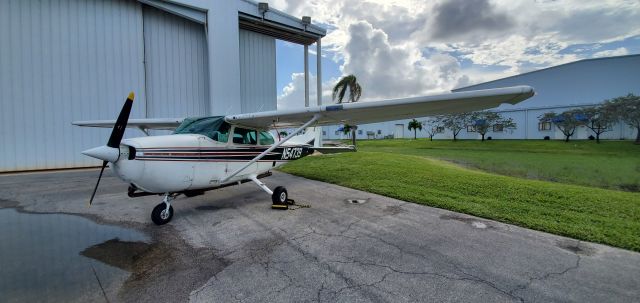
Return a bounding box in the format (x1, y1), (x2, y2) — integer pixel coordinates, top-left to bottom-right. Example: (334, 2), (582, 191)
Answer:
(593, 47), (629, 58)
(272, 0), (640, 108)
(340, 21), (466, 99)
(277, 73), (334, 109)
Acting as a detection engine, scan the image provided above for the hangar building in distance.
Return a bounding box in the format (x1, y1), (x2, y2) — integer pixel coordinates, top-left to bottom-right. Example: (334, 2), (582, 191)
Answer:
(0, 0), (325, 172)
(323, 54), (640, 141)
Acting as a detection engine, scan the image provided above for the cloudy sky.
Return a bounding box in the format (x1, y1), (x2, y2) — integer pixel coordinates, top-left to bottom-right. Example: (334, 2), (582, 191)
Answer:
(272, 0), (640, 109)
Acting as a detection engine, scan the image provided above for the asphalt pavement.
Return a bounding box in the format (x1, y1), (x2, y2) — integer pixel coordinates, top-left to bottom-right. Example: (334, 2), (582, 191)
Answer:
(0, 168), (638, 302)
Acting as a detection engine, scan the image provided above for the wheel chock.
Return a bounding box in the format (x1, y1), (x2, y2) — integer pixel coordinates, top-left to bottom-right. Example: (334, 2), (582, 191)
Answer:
(271, 203), (288, 210)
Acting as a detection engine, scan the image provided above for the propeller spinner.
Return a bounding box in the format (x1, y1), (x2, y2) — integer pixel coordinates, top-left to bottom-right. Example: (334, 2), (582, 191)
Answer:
(84, 92), (135, 205)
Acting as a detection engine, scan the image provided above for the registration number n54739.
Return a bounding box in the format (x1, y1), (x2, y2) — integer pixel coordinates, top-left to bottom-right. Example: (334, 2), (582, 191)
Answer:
(281, 147), (303, 160)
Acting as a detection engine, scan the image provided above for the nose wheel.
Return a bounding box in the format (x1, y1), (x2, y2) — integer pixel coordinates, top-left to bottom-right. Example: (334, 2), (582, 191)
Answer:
(151, 193), (175, 225)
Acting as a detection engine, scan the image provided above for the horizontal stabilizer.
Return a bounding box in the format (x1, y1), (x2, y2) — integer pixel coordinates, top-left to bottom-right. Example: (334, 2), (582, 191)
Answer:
(73, 118), (183, 130)
(314, 146), (357, 154)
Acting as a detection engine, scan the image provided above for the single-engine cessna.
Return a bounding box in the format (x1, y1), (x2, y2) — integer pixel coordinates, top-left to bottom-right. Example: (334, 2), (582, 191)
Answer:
(74, 86), (534, 225)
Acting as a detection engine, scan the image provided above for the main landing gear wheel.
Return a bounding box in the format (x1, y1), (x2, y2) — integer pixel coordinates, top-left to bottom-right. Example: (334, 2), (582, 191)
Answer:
(151, 203), (174, 225)
(271, 186), (288, 210)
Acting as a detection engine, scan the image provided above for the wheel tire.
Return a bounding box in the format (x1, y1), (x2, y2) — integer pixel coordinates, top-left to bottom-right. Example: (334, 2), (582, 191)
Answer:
(271, 186), (288, 205)
(151, 203), (174, 225)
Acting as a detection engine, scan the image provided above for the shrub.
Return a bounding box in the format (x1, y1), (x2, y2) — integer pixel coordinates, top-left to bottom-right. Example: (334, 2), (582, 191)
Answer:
(588, 135), (595, 140)
(544, 136), (550, 140)
(487, 136), (492, 140)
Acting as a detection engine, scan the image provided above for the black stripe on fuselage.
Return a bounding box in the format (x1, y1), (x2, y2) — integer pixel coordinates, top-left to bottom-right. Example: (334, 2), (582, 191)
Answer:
(134, 146), (314, 162)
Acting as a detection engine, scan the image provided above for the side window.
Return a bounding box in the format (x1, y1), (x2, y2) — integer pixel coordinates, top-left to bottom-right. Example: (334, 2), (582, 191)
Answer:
(232, 127), (257, 145)
(211, 122), (230, 143)
(258, 131), (275, 145)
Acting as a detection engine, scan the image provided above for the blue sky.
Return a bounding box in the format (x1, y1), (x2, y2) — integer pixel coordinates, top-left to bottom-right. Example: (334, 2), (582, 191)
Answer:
(275, 41), (342, 94)
(272, 0), (640, 109)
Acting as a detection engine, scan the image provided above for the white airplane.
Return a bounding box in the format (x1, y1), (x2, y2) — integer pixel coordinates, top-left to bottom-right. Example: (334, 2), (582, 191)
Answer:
(74, 86), (534, 225)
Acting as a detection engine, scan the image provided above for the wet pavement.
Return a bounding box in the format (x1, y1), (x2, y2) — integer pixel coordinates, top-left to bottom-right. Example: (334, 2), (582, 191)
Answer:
(1, 168), (639, 302)
(0, 208), (147, 303)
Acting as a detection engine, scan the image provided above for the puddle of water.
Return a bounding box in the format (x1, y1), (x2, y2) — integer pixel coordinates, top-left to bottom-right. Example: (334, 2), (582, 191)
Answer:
(0, 208), (148, 303)
(557, 240), (596, 256)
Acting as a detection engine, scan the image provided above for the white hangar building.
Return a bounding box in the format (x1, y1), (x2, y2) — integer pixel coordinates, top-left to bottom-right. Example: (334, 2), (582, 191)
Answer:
(0, 0), (326, 172)
(323, 54), (640, 141)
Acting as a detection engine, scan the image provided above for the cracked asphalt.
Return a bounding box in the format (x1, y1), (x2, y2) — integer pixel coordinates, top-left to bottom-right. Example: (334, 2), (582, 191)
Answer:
(1, 168), (639, 302)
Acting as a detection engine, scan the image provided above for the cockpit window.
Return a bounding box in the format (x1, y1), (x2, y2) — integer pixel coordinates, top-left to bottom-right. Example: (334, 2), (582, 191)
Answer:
(258, 131), (275, 145)
(173, 116), (230, 142)
(233, 127), (258, 145)
(232, 127), (257, 145)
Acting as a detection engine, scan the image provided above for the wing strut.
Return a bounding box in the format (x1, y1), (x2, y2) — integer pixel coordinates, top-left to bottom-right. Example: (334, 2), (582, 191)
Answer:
(221, 114), (321, 184)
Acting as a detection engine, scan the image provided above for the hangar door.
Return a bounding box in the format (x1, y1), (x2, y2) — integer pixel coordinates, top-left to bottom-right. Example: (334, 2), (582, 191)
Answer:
(0, 0), (147, 172)
(239, 30), (277, 113)
(394, 124), (404, 139)
(143, 5), (209, 118)
(0, 0), (210, 172)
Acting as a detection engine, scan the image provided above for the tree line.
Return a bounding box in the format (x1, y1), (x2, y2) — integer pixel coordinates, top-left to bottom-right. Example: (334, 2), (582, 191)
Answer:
(538, 94), (639, 143)
(407, 93), (639, 144)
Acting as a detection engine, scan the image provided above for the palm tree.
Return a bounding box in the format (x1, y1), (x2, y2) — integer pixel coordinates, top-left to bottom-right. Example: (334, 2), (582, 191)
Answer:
(342, 124), (356, 141)
(332, 75), (362, 104)
(408, 119), (422, 139)
(333, 75), (362, 146)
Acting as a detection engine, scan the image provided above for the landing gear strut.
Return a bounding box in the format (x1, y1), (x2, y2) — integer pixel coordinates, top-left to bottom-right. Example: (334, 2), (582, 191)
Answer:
(249, 175), (291, 210)
(151, 193), (175, 225)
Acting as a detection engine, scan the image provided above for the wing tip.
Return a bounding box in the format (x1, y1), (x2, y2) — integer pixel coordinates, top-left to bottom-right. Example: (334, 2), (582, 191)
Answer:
(504, 85), (535, 105)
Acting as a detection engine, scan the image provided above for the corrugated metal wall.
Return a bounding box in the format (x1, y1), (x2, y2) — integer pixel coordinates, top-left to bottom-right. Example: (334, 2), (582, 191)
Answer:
(0, 1), (282, 171)
(143, 5), (209, 118)
(239, 29), (276, 113)
(0, 0), (146, 171)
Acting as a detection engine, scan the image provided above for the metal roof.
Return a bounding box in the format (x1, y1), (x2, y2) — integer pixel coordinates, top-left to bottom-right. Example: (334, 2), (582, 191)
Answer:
(239, 13), (323, 45)
(237, 0), (326, 45)
(453, 54), (640, 92)
(149, 0), (326, 45)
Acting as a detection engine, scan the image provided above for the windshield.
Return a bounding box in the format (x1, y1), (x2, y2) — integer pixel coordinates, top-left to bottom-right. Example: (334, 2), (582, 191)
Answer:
(173, 116), (230, 142)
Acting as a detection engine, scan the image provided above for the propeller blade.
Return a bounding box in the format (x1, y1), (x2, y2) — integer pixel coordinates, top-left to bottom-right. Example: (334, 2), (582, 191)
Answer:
(107, 92), (135, 148)
(88, 161), (108, 206)
(87, 93), (134, 206)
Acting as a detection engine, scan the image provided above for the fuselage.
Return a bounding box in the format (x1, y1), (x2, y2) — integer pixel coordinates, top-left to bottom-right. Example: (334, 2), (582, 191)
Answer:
(112, 134), (313, 193)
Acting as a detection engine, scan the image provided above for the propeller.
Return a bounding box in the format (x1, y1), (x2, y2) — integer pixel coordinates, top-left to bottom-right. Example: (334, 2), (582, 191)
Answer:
(88, 92), (135, 206)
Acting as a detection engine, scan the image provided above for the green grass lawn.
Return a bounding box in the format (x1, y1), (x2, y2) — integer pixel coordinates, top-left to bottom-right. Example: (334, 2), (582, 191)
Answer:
(354, 140), (640, 192)
(280, 141), (640, 251)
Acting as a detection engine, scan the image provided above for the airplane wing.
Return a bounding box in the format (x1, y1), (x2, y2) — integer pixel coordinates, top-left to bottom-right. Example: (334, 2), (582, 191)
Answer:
(226, 85), (534, 129)
(72, 118), (184, 130)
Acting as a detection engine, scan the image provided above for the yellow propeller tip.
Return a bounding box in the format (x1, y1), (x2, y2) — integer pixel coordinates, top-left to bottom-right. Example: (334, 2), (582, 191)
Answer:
(127, 92), (135, 101)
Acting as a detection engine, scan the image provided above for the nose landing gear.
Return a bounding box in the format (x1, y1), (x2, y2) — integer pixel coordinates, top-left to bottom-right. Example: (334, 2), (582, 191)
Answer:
(151, 193), (176, 225)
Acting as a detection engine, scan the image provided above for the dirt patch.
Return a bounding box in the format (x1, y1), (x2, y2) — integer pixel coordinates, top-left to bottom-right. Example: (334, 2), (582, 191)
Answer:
(81, 226), (230, 303)
(81, 239), (155, 272)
